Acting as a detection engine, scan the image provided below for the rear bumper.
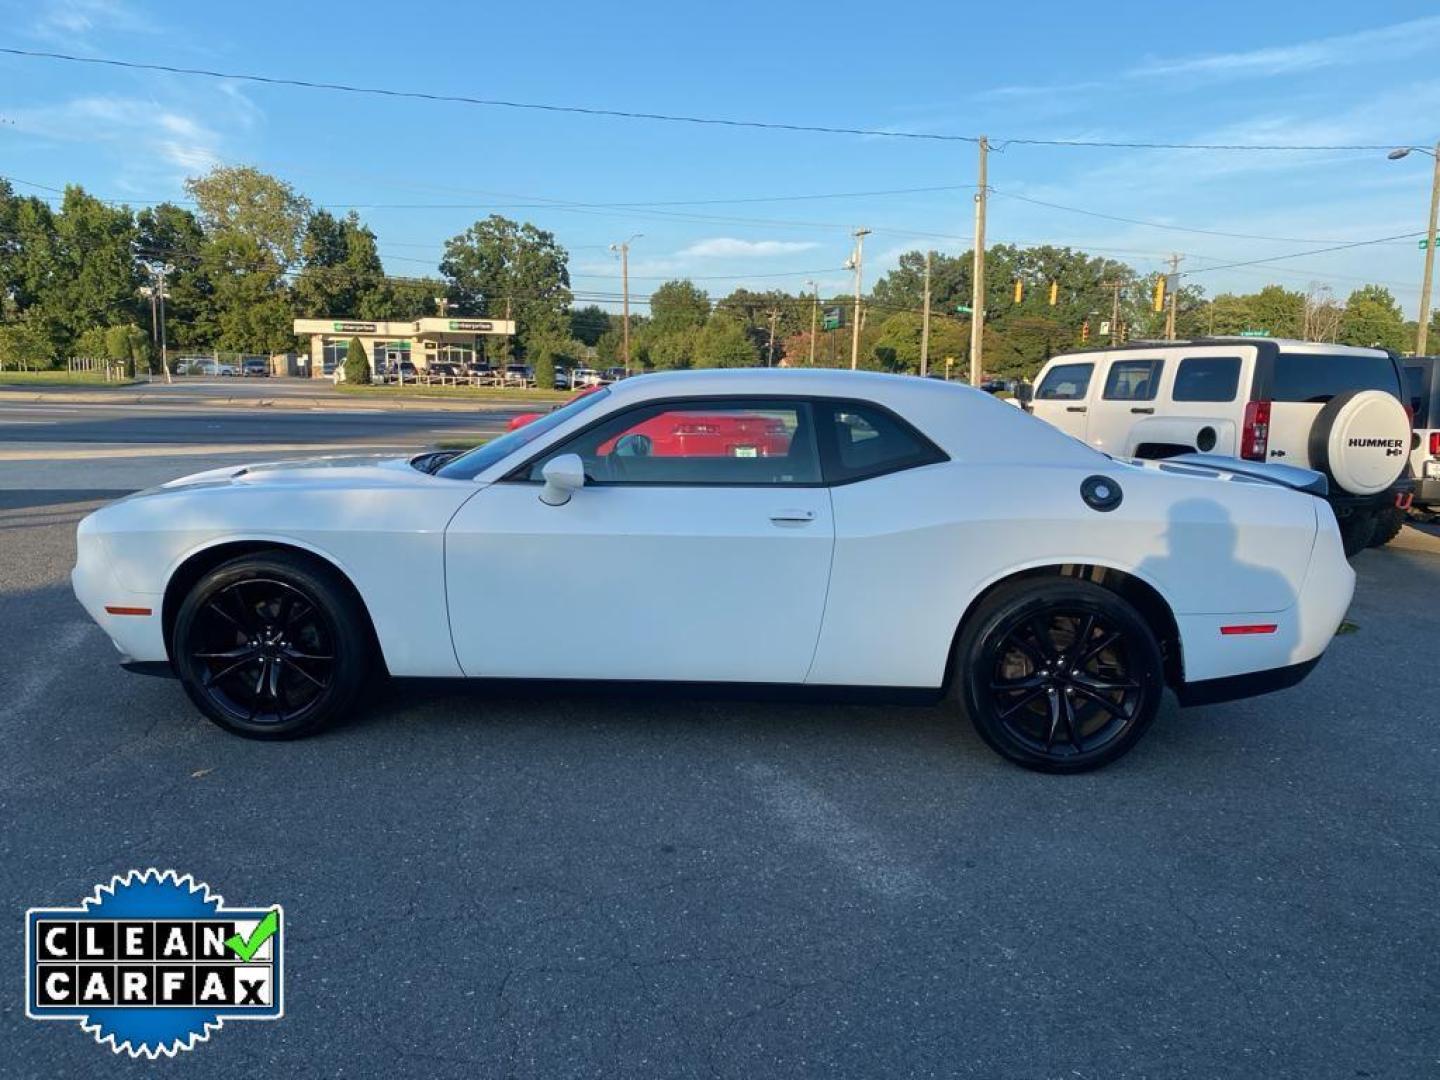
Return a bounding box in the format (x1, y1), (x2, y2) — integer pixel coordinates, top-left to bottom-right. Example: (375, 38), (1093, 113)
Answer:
(1176, 655), (1323, 706)
(1328, 479), (1414, 515)
(1414, 476), (1440, 506)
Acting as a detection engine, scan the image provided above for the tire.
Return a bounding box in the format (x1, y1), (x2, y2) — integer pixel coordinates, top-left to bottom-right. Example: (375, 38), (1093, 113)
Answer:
(952, 579), (1165, 774)
(1338, 512), (1377, 558)
(1368, 506), (1405, 548)
(172, 551), (373, 739)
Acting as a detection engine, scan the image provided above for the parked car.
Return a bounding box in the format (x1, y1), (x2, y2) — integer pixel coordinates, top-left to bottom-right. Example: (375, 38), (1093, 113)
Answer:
(74, 368), (1355, 773)
(1403, 355), (1439, 514)
(427, 362), (462, 380)
(175, 358), (238, 377)
(553, 368), (572, 390)
(1026, 338), (1414, 556)
(241, 357), (270, 377)
(379, 360), (419, 383)
(601, 367), (628, 383)
(465, 362), (497, 383)
(571, 368), (604, 388)
(503, 364), (534, 387)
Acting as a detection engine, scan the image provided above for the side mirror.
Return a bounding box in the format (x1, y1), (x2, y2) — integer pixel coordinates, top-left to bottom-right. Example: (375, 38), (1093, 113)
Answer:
(1016, 381), (1034, 404)
(539, 453), (586, 506)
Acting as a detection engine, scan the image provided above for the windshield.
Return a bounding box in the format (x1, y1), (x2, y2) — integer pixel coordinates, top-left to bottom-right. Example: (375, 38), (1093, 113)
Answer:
(436, 388), (612, 480)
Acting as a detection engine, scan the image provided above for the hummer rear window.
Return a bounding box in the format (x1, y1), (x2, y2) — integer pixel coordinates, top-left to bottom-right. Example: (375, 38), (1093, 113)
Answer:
(1270, 352), (1401, 404)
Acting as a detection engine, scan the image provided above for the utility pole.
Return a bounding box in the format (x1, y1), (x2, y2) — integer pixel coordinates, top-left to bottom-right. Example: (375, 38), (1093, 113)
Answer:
(1164, 254), (1182, 341)
(157, 263), (170, 384)
(1103, 281), (1122, 345)
(969, 136), (988, 387)
(610, 235), (641, 374)
(920, 250), (933, 377)
(766, 309), (780, 366)
(805, 280), (818, 365)
(1420, 142), (1440, 354)
(847, 227), (870, 370)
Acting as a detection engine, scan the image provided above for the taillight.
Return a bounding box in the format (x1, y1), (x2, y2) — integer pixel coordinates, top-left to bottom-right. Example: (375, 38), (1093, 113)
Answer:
(1241, 400), (1271, 461)
(1430, 431), (1440, 457)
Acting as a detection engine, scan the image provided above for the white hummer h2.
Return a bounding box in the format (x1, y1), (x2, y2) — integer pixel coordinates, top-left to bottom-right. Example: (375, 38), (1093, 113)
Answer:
(1025, 338), (1414, 556)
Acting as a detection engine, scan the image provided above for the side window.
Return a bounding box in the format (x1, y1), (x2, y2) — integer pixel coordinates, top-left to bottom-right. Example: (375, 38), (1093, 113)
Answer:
(817, 400), (947, 484)
(523, 399), (821, 486)
(1036, 363), (1093, 401)
(1173, 356), (1241, 402)
(1103, 358), (1163, 401)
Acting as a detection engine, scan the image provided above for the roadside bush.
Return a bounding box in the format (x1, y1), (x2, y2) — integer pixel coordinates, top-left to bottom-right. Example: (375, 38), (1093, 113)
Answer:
(344, 336), (371, 384)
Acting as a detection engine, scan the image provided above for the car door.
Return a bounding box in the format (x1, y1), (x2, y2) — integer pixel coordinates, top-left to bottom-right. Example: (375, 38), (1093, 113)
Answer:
(1031, 359), (1097, 440)
(444, 397), (835, 683)
(1085, 354), (1164, 453)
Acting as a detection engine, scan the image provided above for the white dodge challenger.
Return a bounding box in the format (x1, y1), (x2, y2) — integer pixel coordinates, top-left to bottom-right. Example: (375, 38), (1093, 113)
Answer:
(73, 369), (1354, 772)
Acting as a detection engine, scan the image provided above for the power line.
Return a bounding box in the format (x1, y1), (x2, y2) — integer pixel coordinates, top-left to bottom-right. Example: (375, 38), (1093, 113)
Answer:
(1180, 231), (1426, 276)
(988, 188), (1369, 244)
(0, 47), (1415, 152)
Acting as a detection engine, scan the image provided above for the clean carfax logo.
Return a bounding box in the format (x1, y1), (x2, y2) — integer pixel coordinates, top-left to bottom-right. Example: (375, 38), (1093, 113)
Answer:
(25, 869), (283, 1058)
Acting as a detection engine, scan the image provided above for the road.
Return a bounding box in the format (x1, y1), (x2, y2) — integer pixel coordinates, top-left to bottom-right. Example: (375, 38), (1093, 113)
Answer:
(1, 388), (1436, 1078)
(0, 380), (526, 489)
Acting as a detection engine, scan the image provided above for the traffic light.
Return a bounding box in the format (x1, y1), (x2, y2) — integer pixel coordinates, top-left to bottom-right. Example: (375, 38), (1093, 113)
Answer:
(1048, 281), (1058, 306)
(1153, 277), (1166, 312)
(1081, 320), (1090, 343)
(1013, 279), (1023, 303)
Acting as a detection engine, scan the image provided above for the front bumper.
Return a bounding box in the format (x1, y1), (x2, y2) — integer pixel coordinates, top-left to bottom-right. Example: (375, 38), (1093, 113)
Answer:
(71, 530), (168, 664)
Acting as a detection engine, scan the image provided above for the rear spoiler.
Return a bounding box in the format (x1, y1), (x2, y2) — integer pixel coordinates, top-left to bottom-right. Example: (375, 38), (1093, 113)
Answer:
(1161, 453), (1329, 497)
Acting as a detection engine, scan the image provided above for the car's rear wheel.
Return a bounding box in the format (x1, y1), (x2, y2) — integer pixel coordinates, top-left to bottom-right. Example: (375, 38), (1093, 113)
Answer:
(953, 579), (1165, 773)
(172, 552), (371, 739)
(1368, 506), (1405, 548)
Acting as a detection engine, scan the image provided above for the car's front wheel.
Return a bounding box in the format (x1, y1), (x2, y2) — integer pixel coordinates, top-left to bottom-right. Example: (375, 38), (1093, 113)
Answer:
(953, 579), (1165, 773)
(172, 552), (372, 739)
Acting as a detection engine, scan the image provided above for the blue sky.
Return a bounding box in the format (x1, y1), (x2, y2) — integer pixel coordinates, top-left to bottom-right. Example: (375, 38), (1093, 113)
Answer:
(2, 0), (1439, 315)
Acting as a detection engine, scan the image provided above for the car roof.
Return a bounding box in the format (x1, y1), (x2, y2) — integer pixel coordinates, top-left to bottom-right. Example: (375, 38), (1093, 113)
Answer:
(1051, 338), (1391, 359)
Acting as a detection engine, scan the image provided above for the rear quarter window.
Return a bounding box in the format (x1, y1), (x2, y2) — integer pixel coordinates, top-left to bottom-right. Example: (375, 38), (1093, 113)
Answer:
(1173, 356), (1241, 402)
(1103, 359), (1163, 401)
(1268, 352), (1401, 404)
(1037, 362), (1093, 400)
(1404, 364), (1433, 427)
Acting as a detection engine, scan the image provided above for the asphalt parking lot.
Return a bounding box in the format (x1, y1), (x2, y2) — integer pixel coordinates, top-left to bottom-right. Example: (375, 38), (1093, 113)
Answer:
(1, 387), (1437, 1078)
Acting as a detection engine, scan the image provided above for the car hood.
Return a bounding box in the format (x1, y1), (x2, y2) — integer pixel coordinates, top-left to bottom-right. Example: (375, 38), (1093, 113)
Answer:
(142, 453), (447, 495)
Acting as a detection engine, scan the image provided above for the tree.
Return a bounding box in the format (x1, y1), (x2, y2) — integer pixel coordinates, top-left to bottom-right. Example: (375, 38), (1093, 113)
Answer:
(1339, 285), (1406, 351)
(0, 314), (53, 369)
(41, 187), (142, 355)
(440, 215), (572, 359)
(185, 167), (311, 353)
(693, 314), (758, 368)
(569, 304), (610, 346)
(136, 202), (210, 349)
(103, 323), (150, 377)
(343, 336), (370, 384)
(648, 280), (711, 334)
(294, 210), (386, 318)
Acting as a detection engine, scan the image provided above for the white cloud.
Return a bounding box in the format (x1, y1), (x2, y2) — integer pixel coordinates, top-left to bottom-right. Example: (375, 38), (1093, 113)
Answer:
(679, 237), (821, 258)
(30, 0), (151, 43)
(6, 94), (226, 179)
(1126, 16), (1440, 81)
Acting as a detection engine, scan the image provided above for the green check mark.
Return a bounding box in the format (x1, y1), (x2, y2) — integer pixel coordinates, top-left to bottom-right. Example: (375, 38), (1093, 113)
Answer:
(225, 909), (279, 961)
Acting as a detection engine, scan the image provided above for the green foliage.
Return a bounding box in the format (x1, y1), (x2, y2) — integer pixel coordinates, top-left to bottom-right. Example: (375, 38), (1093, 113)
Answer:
(649, 280), (711, 334)
(1339, 285), (1407, 351)
(569, 304), (611, 346)
(440, 215), (572, 359)
(0, 315), (54, 369)
(102, 323), (151, 376)
(294, 210), (387, 318)
(693, 314), (758, 368)
(344, 336), (371, 384)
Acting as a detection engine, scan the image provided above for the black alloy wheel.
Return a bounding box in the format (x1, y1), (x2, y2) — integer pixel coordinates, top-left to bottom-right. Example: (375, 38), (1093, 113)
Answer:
(955, 579), (1164, 773)
(173, 552), (371, 738)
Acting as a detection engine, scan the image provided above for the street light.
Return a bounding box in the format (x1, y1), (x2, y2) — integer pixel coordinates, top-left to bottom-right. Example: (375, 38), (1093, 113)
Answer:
(1388, 143), (1440, 355)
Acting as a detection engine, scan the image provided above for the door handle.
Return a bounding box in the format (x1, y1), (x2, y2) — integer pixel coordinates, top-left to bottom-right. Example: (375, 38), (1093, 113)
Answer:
(770, 509), (816, 524)
(1065, 406), (1087, 413)
(1130, 406), (1155, 414)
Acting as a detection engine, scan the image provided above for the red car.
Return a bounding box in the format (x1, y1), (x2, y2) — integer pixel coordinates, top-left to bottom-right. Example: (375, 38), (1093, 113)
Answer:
(507, 390), (791, 458)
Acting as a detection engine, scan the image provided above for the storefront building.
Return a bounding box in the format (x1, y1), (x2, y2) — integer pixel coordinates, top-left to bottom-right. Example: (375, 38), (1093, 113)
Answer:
(292, 317), (517, 378)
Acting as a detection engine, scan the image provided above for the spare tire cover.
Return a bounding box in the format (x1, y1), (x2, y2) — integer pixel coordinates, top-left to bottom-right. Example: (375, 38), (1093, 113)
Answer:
(1307, 389), (1410, 496)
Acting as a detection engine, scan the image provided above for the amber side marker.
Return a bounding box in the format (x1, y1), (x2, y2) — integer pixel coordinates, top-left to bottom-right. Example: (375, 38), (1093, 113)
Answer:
(104, 605), (153, 616)
(1219, 624), (1277, 635)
